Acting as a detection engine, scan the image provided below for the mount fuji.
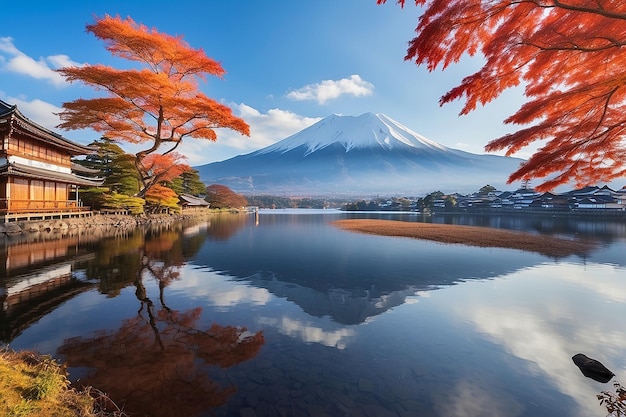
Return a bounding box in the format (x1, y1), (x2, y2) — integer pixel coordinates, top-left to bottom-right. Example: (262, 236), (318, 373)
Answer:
(195, 113), (525, 197)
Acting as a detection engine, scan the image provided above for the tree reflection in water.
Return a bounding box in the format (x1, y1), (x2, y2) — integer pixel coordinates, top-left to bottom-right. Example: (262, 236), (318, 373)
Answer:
(58, 221), (264, 417)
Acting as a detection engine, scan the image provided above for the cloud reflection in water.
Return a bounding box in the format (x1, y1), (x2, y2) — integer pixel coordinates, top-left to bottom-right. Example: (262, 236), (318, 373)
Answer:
(441, 261), (626, 417)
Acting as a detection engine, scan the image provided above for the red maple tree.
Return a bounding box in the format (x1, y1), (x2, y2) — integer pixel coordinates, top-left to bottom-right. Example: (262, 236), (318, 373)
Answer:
(57, 15), (249, 196)
(141, 153), (191, 212)
(379, 0), (626, 190)
(206, 184), (248, 209)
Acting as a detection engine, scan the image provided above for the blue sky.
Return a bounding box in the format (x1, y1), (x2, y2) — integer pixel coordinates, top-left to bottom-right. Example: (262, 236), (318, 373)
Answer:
(1, 0), (529, 166)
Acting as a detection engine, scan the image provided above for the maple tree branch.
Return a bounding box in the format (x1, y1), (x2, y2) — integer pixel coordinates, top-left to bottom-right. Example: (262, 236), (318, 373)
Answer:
(519, 37), (626, 52)
(155, 104), (164, 144)
(580, 121), (626, 150)
(551, 0), (626, 20)
(511, 0), (626, 20)
(162, 140), (183, 156)
(136, 141), (161, 159)
(588, 86), (619, 138)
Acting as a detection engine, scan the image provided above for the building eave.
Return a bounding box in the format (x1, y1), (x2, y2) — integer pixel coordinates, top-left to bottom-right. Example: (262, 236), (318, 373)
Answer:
(0, 162), (104, 186)
(0, 99), (94, 156)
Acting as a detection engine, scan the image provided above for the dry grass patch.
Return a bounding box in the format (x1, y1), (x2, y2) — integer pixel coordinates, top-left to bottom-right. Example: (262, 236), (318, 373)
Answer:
(0, 347), (126, 417)
(332, 219), (596, 258)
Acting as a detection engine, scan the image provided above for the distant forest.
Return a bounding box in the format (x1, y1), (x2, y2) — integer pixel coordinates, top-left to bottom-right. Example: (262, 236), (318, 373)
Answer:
(245, 195), (345, 209)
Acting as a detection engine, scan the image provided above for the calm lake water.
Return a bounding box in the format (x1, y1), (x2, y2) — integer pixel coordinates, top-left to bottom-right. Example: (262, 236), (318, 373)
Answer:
(2, 210), (626, 417)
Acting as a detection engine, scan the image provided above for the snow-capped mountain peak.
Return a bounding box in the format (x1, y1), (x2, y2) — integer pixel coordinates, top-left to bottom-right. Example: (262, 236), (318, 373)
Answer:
(196, 111), (525, 196)
(259, 112), (449, 155)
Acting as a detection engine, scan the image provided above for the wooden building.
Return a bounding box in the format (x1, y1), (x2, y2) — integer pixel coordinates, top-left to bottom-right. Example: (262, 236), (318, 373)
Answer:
(179, 193), (210, 211)
(0, 100), (101, 222)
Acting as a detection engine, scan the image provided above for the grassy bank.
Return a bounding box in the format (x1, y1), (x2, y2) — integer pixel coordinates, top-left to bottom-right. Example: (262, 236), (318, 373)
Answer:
(0, 348), (125, 417)
(332, 219), (596, 258)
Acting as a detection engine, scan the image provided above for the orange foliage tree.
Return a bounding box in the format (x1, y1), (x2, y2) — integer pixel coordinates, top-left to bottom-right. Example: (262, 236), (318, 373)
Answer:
(379, 0), (626, 190)
(206, 184), (248, 209)
(57, 15), (250, 196)
(143, 152), (191, 188)
(142, 153), (191, 212)
(144, 184), (180, 213)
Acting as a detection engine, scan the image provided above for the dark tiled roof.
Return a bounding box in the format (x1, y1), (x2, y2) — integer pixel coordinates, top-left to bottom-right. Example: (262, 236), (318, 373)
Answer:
(0, 162), (103, 186)
(577, 195), (617, 204)
(179, 194), (210, 206)
(0, 99), (95, 156)
(71, 161), (102, 175)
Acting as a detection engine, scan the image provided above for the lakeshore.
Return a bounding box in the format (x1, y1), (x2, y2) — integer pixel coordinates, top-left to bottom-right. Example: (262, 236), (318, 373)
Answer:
(0, 210), (221, 237)
(332, 219), (597, 258)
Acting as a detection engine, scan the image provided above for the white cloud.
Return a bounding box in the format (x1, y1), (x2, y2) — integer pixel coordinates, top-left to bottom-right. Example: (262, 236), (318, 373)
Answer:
(46, 54), (81, 69)
(0, 37), (20, 55)
(286, 74), (374, 104)
(0, 37), (80, 87)
(4, 96), (63, 130)
(235, 104), (322, 148)
(177, 103), (322, 165)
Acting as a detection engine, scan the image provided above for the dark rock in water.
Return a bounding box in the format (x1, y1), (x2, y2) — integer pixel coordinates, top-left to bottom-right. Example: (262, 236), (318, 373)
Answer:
(572, 353), (614, 383)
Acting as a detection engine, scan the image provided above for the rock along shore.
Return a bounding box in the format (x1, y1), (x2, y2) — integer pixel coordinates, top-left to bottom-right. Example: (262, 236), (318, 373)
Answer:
(0, 211), (216, 237)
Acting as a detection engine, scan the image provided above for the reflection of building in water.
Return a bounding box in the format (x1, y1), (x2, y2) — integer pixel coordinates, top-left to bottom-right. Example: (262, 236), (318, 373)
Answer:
(183, 221), (209, 237)
(0, 237), (95, 343)
(3, 235), (80, 273)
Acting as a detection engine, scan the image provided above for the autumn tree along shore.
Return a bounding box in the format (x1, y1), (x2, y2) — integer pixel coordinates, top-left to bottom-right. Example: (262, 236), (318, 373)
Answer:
(57, 15), (249, 201)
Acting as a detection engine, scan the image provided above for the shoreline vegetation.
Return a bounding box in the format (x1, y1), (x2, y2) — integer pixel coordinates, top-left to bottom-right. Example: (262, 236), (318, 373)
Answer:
(332, 219), (597, 258)
(0, 347), (126, 417)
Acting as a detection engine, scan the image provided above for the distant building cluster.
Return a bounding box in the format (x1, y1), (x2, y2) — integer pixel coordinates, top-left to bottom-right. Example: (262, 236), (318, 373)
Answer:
(450, 185), (626, 213)
(343, 185), (626, 214)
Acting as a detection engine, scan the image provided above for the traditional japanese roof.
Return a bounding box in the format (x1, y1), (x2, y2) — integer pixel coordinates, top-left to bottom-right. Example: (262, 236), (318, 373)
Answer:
(179, 194), (210, 206)
(0, 162), (103, 186)
(71, 161), (102, 175)
(564, 186), (600, 196)
(0, 99), (94, 156)
(577, 195), (617, 204)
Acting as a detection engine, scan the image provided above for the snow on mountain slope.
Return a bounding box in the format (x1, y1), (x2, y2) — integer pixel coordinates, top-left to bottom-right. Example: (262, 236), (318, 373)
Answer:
(195, 112), (525, 196)
(259, 112), (448, 155)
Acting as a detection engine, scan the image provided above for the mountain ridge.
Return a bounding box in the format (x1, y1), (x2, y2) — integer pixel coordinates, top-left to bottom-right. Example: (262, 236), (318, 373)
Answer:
(195, 113), (525, 197)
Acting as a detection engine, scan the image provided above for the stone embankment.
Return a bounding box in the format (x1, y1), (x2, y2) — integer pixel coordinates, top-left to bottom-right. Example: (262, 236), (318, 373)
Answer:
(0, 211), (213, 236)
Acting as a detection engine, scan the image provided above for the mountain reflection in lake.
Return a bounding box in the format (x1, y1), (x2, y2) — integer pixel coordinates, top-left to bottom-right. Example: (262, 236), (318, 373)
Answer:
(2, 210), (626, 417)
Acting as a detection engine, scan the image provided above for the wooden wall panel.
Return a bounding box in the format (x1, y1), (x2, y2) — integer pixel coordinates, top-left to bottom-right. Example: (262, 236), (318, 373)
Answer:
(12, 178), (29, 201)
